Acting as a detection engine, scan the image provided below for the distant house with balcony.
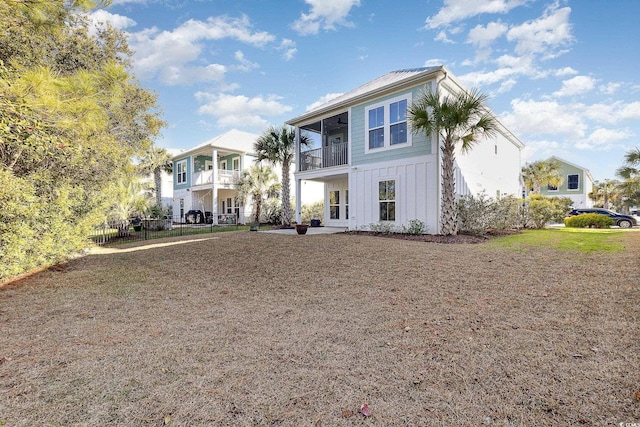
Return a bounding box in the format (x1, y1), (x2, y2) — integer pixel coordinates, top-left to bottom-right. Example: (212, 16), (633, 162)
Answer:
(287, 66), (524, 232)
(171, 129), (259, 224)
(171, 129), (323, 225)
(539, 156), (594, 208)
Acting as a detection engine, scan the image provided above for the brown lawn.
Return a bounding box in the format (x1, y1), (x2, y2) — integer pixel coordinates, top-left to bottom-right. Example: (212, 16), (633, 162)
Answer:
(1, 231), (639, 426)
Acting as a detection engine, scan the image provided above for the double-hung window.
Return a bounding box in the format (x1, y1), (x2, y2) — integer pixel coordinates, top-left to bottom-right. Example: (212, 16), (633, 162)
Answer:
(567, 174), (579, 190)
(176, 160), (187, 184)
(379, 180), (396, 221)
(366, 95), (411, 152)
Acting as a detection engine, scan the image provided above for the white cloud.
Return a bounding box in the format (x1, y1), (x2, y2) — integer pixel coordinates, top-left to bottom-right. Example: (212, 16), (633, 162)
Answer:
(195, 93), (292, 130)
(232, 51), (259, 72)
(502, 98), (587, 138)
(292, 0), (361, 35)
(506, 4), (573, 56)
(306, 93), (344, 111)
(128, 15), (275, 84)
(279, 39), (297, 61)
(425, 0), (528, 29)
(599, 82), (621, 95)
(88, 9), (137, 31)
(424, 59), (446, 67)
(576, 128), (634, 150)
(467, 21), (508, 47)
(554, 67), (578, 77)
(552, 75), (596, 97)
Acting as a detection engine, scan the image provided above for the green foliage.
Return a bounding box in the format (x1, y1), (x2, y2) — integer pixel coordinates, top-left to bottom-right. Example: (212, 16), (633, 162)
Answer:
(458, 193), (523, 235)
(402, 219), (427, 235)
(527, 195), (572, 229)
(261, 199), (283, 225)
(301, 200), (324, 224)
(521, 159), (562, 194)
(367, 222), (395, 234)
(0, 1), (164, 281)
(407, 86), (497, 235)
(235, 165), (281, 224)
(488, 229), (624, 253)
(564, 213), (614, 229)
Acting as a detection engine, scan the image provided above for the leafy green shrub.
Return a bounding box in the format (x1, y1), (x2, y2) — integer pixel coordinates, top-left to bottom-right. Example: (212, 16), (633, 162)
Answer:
(527, 195), (573, 229)
(564, 213), (614, 228)
(368, 222), (395, 234)
(301, 200), (324, 224)
(402, 219), (427, 235)
(458, 193), (523, 235)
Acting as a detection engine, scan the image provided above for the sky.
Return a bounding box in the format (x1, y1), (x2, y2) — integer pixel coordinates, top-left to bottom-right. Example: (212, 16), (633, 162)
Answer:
(90, 0), (640, 182)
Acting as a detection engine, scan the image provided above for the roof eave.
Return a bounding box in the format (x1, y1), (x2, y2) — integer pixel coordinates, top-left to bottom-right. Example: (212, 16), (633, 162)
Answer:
(286, 66), (445, 126)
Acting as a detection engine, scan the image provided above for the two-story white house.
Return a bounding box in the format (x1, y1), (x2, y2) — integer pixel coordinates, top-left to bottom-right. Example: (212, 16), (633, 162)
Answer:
(287, 66), (524, 233)
(172, 129), (259, 224)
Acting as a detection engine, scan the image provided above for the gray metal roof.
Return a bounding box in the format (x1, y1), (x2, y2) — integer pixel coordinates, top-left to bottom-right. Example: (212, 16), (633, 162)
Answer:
(172, 129), (259, 159)
(287, 66), (444, 125)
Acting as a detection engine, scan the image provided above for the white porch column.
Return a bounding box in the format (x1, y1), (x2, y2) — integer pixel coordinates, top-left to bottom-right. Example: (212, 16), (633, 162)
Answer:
(212, 149), (219, 225)
(295, 177), (302, 224)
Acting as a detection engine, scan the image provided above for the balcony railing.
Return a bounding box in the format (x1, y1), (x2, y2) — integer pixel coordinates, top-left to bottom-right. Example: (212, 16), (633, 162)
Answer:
(192, 169), (241, 186)
(300, 141), (348, 171)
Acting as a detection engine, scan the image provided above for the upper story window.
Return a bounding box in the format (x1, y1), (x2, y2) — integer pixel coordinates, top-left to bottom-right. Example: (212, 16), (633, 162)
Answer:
(567, 174), (579, 190)
(366, 95), (411, 153)
(547, 184), (558, 191)
(233, 158), (240, 170)
(176, 160), (187, 184)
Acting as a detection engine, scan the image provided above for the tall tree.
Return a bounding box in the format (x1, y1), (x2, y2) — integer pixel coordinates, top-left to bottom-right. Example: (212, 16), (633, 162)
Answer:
(0, 0), (165, 280)
(254, 126), (309, 226)
(589, 179), (621, 210)
(235, 165), (281, 224)
(407, 87), (497, 235)
(521, 159), (563, 195)
(139, 147), (173, 208)
(616, 147), (640, 210)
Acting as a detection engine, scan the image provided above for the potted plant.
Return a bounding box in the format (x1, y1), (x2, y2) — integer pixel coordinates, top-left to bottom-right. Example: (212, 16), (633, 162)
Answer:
(295, 223), (309, 235)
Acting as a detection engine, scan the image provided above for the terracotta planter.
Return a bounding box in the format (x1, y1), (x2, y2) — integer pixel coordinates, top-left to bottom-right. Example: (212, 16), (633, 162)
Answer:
(295, 224), (309, 235)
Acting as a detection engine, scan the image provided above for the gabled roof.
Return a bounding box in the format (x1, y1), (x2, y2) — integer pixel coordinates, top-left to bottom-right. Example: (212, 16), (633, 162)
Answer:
(173, 129), (259, 159)
(287, 66), (444, 125)
(548, 156), (595, 183)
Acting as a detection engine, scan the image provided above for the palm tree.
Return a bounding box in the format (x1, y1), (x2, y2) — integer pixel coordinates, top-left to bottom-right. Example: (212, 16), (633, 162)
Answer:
(589, 179), (621, 209)
(616, 147), (640, 210)
(235, 164), (281, 224)
(407, 87), (497, 235)
(139, 146), (173, 209)
(254, 126), (310, 226)
(521, 159), (563, 195)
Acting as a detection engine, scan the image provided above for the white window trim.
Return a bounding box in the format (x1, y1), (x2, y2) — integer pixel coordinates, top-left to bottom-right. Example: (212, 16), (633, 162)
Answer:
(567, 174), (580, 191)
(232, 157), (240, 171)
(176, 160), (187, 184)
(365, 94), (412, 154)
(377, 178), (397, 223)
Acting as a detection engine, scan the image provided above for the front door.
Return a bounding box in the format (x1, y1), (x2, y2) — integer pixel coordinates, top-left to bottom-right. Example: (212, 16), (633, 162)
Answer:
(326, 179), (348, 227)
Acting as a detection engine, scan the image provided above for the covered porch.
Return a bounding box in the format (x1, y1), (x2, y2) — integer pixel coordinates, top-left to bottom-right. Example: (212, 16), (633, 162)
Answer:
(297, 111), (349, 172)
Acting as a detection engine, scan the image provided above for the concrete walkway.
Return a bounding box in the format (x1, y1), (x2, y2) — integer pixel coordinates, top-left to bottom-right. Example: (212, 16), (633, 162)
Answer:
(260, 226), (347, 235)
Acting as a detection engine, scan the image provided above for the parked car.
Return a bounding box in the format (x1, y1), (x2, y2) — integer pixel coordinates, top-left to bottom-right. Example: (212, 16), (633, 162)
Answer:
(185, 209), (205, 224)
(567, 208), (637, 228)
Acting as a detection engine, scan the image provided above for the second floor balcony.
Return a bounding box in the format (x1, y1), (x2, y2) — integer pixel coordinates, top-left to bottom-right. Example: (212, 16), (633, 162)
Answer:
(192, 169), (241, 187)
(300, 141), (348, 172)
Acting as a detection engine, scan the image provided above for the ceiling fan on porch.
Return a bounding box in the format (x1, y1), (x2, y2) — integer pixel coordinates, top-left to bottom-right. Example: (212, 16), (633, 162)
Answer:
(337, 117), (347, 125)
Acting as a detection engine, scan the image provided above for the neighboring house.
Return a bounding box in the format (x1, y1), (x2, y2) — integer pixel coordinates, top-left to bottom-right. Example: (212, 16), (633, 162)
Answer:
(540, 156), (594, 208)
(171, 129), (323, 224)
(172, 129), (259, 224)
(286, 66), (524, 232)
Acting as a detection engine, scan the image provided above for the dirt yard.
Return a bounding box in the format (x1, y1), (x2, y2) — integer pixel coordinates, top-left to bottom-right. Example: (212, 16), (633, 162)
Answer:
(1, 230), (639, 426)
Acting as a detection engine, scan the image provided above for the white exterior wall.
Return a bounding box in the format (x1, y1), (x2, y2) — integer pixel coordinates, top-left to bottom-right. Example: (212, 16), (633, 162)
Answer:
(349, 155), (439, 233)
(453, 129), (522, 199)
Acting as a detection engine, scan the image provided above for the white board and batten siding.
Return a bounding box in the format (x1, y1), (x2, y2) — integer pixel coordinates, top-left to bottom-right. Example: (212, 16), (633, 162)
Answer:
(349, 155), (439, 233)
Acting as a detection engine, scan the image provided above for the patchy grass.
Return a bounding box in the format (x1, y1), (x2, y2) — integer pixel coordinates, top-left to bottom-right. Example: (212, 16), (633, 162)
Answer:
(487, 228), (632, 253)
(1, 230), (639, 426)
